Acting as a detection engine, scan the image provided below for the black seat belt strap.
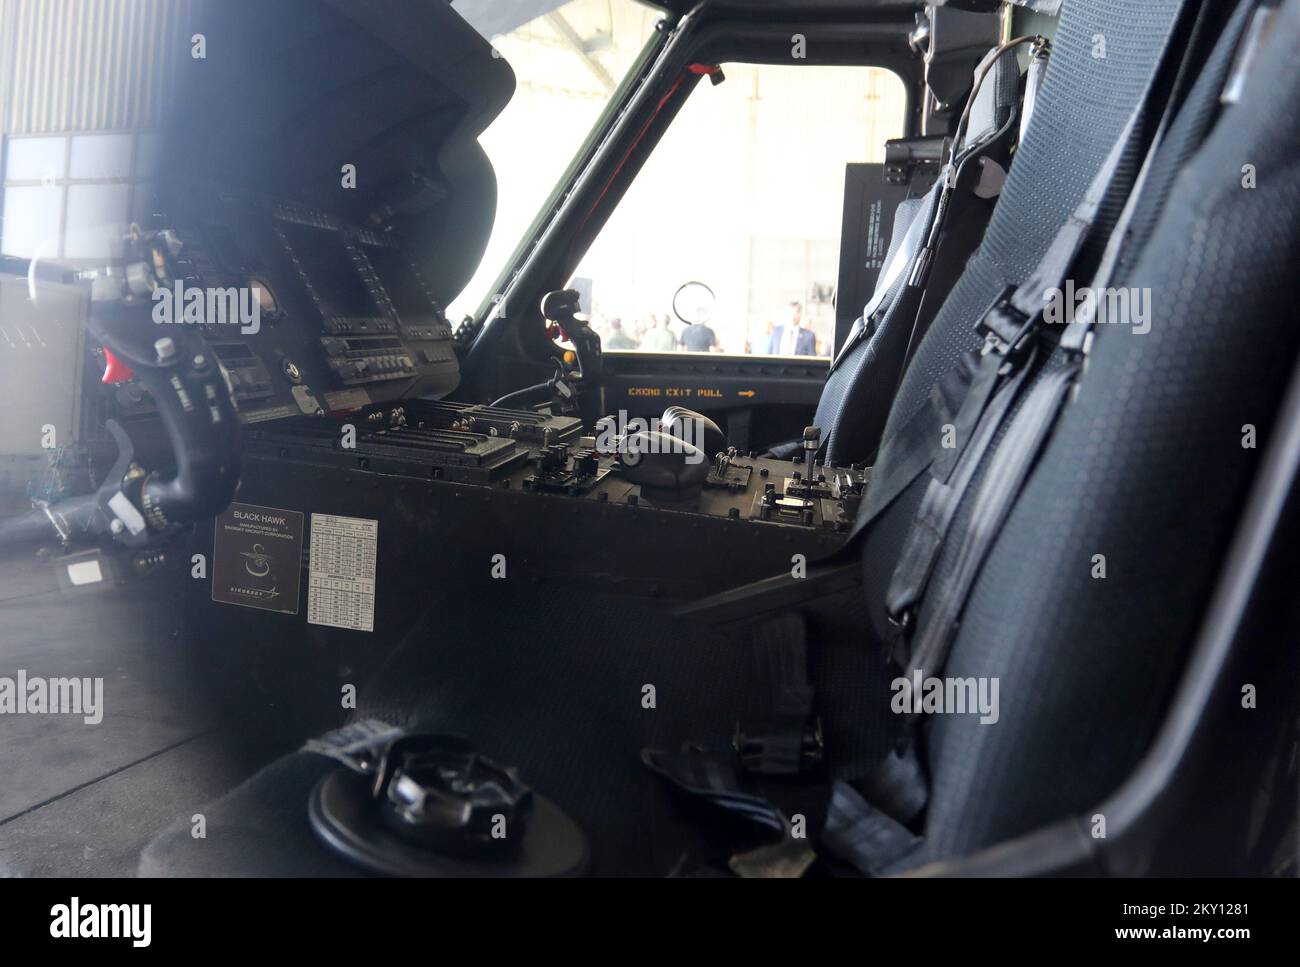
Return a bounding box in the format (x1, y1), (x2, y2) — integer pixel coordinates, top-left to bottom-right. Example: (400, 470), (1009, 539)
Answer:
(829, 182), (942, 375)
(843, 101), (1142, 555)
(905, 359), (1081, 678)
(821, 780), (921, 876)
(853, 0), (1208, 832)
(884, 352), (1033, 639)
(640, 747), (787, 834)
(641, 612), (823, 872)
(976, 105), (1136, 357)
(1018, 37), (1052, 143)
(735, 611), (824, 776)
(842, 349), (992, 546)
(1060, 0), (1245, 354)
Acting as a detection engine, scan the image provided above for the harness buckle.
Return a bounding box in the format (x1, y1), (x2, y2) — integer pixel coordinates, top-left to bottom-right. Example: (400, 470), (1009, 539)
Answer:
(977, 285), (1039, 361)
(733, 716), (824, 776)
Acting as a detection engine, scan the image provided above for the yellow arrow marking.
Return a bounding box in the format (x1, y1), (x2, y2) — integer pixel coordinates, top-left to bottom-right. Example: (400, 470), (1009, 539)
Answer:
(737, 390), (756, 398)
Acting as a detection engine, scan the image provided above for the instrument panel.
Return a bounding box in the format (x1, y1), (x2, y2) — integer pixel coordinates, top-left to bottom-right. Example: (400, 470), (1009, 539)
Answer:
(105, 186), (461, 425)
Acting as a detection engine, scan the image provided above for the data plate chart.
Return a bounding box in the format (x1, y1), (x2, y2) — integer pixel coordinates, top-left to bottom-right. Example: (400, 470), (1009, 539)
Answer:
(307, 513), (378, 632)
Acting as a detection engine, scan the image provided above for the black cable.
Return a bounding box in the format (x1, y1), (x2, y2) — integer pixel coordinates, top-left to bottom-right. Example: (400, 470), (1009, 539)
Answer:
(490, 380), (553, 409)
(950, 34), (1040, 161)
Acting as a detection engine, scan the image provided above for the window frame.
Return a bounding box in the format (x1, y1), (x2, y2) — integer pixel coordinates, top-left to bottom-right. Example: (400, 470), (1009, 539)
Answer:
(460, 9), (922, 387)
(570, 59), (909, 360)
(462, 12), (671, 328)
(1, 129), (156, 263)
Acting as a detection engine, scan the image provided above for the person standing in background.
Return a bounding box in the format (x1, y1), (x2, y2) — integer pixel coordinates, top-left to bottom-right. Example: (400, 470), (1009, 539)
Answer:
(642, 315), (677, 351)
(679, 317), (717, 352)
(768, 302), (815, 356)
(605, 318), (638, 350)
(661, 313), (679, 347)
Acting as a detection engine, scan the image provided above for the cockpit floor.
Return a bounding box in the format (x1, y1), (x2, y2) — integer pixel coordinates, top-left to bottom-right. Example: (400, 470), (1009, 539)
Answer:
(0, 552), (264, 876)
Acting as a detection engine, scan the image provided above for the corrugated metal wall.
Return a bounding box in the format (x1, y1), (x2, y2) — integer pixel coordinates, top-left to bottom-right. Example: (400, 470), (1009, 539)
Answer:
(0, 0), (193, 135)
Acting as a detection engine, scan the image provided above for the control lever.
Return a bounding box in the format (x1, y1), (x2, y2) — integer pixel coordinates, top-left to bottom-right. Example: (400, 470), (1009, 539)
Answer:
(541, 288), (603, 426)
(661, 405), (727, 459)
(801, 426), (821, 483)
(617, 430), (709, 496)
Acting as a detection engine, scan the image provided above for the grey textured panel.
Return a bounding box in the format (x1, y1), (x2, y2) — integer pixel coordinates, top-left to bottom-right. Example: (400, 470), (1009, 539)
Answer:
(0, 274), (85, 458)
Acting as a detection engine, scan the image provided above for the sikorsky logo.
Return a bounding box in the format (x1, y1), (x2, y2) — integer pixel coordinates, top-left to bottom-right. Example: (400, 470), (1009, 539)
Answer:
(50, 898), (151, 947)
(152, 280), (261, 334)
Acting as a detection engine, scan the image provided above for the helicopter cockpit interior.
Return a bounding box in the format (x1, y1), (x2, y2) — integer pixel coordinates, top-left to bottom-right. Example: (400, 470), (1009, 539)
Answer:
(0, 0), (1296, 885)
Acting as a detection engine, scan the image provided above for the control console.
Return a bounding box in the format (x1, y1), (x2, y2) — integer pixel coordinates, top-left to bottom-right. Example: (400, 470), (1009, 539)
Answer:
(221, 400), (865, 601)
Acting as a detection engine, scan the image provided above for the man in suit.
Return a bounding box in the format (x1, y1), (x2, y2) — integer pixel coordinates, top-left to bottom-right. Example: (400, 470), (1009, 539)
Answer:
(768, 302), (816, 356)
